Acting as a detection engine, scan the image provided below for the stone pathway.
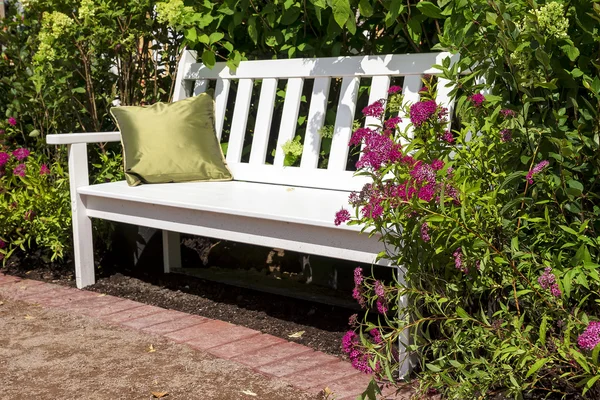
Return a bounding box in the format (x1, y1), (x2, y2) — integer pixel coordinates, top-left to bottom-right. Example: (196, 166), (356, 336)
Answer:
(0, 274), (411, 399)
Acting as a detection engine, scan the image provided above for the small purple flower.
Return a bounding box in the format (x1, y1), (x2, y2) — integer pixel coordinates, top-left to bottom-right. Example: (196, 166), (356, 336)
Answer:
(442, 130), (454, 144)
(334, 208), (351, 226)
(453, 247), (468, 274)
(376, 299), (388, 314)
(526, 160), (550, 184)
(500, 129), (512, 143)
(348, 314), (358, 327)
(550, 284), (562, 298)
(374, 280), (385, 297)
(388, 85), (402, 94)
(578, 321), (600, 351)
(12, 148), (30, 161)
(13, 163), (26, 177)
(360, 195), (384, 219)
(362, 99), (385, 118)
(342, 330), (357, 353)
(349, 127), (375, 147)
(538, 267), (561, 297)
(409, 100), (437, 127)
(7, 117), (17, 126)
(0, 129), (4, 135)
(421, 222), (431, 242)
(370, 328), (383, 344)
(352, 287), (365, 307)
(0, 152), (9, 167)
(418, 183), (436, 202)
(469, 93), (485, 107)
(39, 164), (51, 175)
(501, 109), (516, 118)
(0, 239), (6, 249)
(353, 267), (363, 286)
(384, 116), (402, 130)
(431, 159), (444, 170)
(410, 162), (436, 184)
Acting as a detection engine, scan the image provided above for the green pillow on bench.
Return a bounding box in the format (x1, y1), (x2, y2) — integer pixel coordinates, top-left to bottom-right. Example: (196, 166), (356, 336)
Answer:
(111, 91), (232, 186)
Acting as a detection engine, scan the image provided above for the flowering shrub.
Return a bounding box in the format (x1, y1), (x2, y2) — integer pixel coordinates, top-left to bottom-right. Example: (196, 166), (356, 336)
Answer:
(339, 1), (600, 397)
(0, 141), (71, 262)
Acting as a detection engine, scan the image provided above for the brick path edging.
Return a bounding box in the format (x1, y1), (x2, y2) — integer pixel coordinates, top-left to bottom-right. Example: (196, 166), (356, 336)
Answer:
(0, 273), (403, 400)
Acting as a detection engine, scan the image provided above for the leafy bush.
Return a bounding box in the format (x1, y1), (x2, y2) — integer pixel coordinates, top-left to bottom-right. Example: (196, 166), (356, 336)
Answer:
(0, 0), (180, 263)
(340, 1), (600, 398)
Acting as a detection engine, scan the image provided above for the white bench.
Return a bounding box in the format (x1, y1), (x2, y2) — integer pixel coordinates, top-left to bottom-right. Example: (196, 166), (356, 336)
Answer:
(47, 50), (456, 373)
(47, 49), (457, 287)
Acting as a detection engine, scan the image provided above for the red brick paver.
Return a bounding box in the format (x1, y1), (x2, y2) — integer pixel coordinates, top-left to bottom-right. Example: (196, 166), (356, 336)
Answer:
(0, 276), (406, 399)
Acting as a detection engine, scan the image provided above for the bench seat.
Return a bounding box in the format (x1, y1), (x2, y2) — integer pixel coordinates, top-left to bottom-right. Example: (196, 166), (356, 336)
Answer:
(79, 180), (386, 266)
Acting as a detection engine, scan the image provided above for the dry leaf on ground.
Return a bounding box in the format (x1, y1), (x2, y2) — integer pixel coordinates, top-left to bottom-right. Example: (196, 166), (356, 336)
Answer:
(151, 391), (168, 398)
(24, 314), (35, 320)
(288, 330), (305, 338)
(241, 389), (257, 396)
(147, 344), (156, 353)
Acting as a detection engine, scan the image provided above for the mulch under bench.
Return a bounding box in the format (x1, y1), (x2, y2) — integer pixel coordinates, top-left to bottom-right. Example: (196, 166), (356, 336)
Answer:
(0, 273), (411, 400)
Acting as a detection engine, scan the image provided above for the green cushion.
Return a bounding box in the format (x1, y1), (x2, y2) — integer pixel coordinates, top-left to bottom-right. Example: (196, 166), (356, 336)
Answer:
(110, 92), (232, 186)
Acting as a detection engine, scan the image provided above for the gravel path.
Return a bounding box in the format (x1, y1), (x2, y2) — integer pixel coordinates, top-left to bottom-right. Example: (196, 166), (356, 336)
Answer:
(0, 295), (318, 400)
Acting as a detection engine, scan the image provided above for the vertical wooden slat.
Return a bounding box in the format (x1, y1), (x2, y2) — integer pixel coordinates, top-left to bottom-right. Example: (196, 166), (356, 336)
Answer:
(273, 78), (305, 167)
(193, 80), (209, 96)
(226, 79), (254, 163)
(162, 231), (181, 273)
(300, 77), (331, 169)
(249, 78), (278, 164)
(328, 76), (360, 171)
(436, 77), (455, 133)
(364, 76), (391, 128)
(172, 49), (197, 101)
(214, 78), (230, 141)
(397, 75), (422, 144)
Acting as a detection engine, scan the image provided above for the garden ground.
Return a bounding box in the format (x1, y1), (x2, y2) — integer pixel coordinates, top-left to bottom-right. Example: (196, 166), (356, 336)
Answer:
(0, 275), (417, 400)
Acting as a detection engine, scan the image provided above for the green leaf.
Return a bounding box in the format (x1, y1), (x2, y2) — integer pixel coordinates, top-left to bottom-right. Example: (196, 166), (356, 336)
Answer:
(72, 87), (86, 94)
(328, 0), (351, 28)
(561, 44), (580, 61)
(456, 307), (469, 319)
(185, 27), (197, 42)
(416, 1), (444, 18)
(359, 0), (374, 17)
(29, 129), (40, 137)
(209, 32), (224, 44)
(525, 358), (548, 378)
(247, 16), (258, 45)
(426, 363), (442, 372)
(201, 50), (216, 68)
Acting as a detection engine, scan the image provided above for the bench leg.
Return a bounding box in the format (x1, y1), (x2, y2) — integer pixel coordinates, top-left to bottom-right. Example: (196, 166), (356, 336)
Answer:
(397, 265), (414, 379)
(68, 143), (95, 289)
(162, 231), (181, 273)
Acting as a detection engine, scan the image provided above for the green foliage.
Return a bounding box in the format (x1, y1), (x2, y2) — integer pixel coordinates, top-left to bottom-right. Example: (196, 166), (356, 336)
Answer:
(0, 0), (180, 262)
(281, 136), (304, 167)
(342, 1), (600, 398)
(156, 0), (445, 70)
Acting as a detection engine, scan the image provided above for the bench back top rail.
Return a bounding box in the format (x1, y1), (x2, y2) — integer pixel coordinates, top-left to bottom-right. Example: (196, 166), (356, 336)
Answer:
(173, 51), (457, 192)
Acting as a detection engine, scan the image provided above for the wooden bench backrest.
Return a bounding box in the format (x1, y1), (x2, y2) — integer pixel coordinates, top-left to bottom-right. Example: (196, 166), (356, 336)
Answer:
(173, 51), (458, 192)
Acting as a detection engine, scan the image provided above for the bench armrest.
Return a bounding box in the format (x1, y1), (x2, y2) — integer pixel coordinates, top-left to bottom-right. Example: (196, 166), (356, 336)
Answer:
(46, 132), (121, 145)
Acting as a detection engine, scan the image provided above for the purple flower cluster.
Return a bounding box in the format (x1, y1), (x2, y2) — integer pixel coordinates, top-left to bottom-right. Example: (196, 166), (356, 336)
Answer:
(352, 267), (365, 307)
(418, 183), (436, 202)
(453, 248), (468, 274)
(355, 132), (402, 170)
(374, 280), (385, 297)
(12, 148), (30, 161)
(500, 129), (512, 143)
(342, 330), (380, 374)
(431, 159), (444, 171)
(526, 160), (550, 184)
(469, 93), (485, 107)
(409, 100), (438, 127)
(388, 85), (402, 94)
(349, 183), (373, 207)
(442, 130), (454, 144)
(334, 208), (351, 226)
(578, 321), (600, 351)
(538, 267), (561, 297)
(0, 152), (9, 167)
(373, 279), (388, 315)
(410, 162), (436, 184)
(384, 117), (402, 130)
(362, 99), (385, 118)
(349, 127), (375, 147)
(13, 163), (26, 177)
(40, 164), (51, 175)
(7, 117), (17, 126)
(360, 194), (383, 219)
(421, 222), (431, 242)
(501, 109), (516, 118)
(0, 239), (6, 249)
